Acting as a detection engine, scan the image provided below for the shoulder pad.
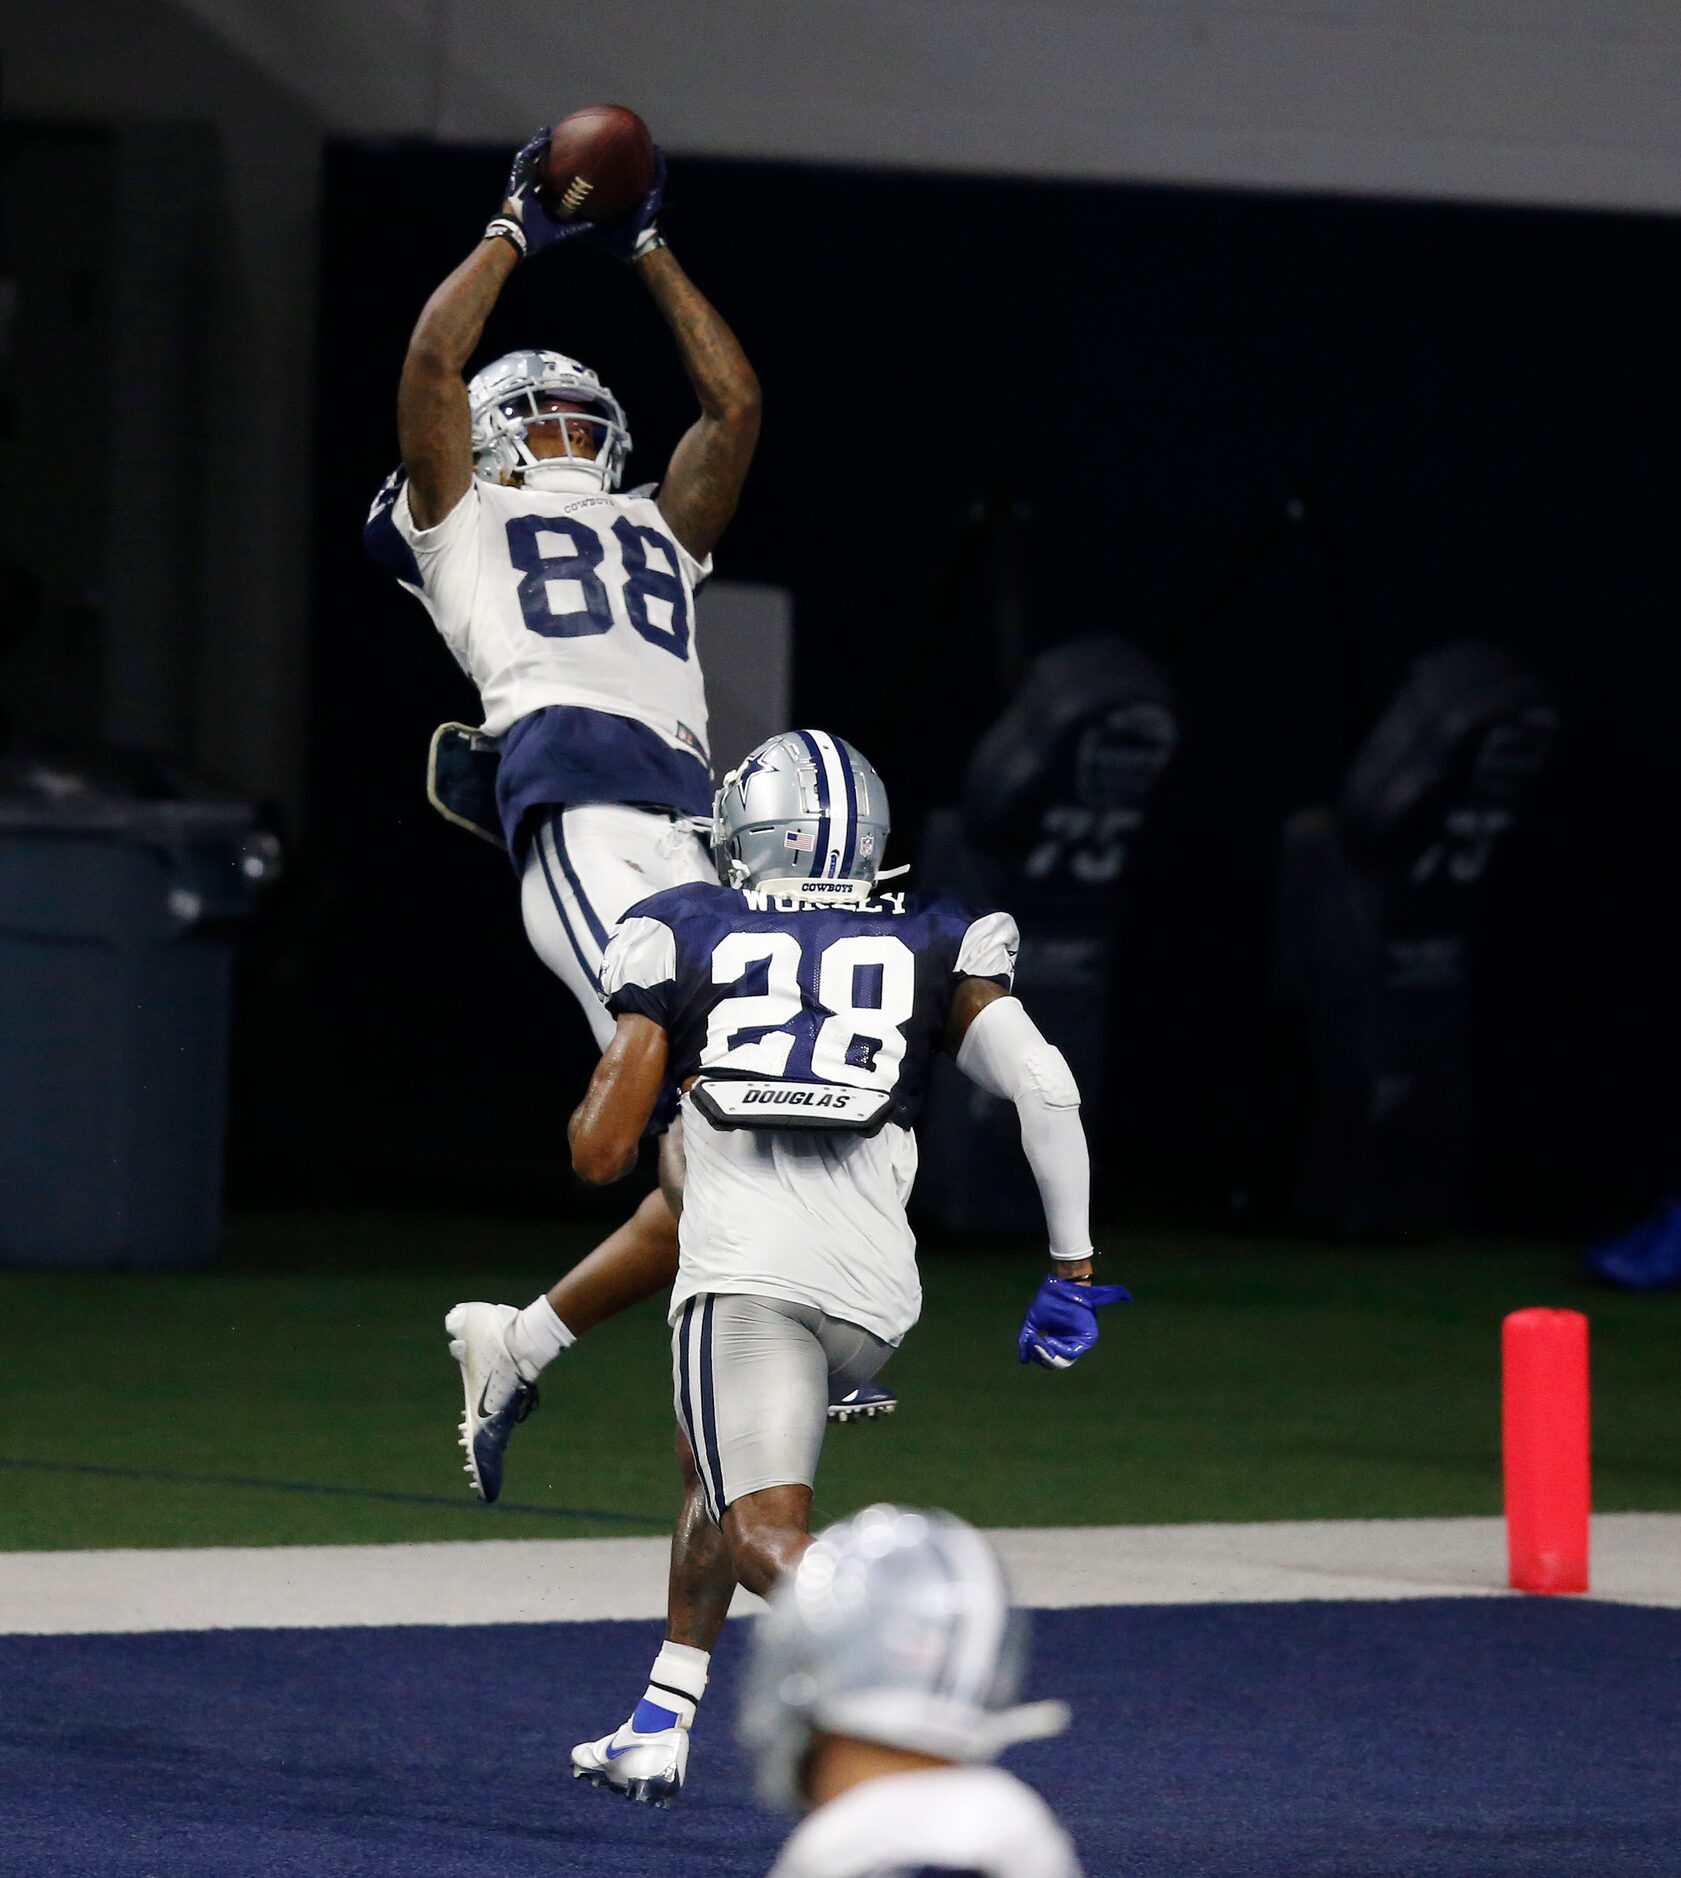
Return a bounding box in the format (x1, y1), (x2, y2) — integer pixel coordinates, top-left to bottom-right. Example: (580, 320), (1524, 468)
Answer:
(619, 880), (729, 926)
(365, 464), (405, 524)
(956, 908), (1020, 982)
(902, 888), (980, 925)
(601, 913), (678, 998)
(363, 466), (422, 586)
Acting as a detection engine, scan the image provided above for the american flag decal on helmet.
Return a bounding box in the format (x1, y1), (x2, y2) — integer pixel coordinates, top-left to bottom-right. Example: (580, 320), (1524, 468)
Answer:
(784, 827), (816, 853)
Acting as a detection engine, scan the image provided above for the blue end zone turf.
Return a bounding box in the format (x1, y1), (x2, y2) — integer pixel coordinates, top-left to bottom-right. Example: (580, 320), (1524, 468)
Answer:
(2, 1599), (1676, 1875)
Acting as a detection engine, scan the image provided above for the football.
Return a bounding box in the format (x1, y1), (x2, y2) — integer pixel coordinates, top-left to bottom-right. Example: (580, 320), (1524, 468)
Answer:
(541, 104), (656, 222)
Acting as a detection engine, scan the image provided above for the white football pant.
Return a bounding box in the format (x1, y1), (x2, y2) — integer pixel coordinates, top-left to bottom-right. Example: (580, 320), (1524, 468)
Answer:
(520, 804), (714, 1050)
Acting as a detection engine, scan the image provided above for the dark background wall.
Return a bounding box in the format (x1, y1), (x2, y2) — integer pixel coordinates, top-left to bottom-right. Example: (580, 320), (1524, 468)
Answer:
(241, 143), (1680, 1233)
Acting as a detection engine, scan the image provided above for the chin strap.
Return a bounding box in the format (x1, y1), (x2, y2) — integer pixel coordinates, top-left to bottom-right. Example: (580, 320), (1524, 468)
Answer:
(518, 461), (610, 494)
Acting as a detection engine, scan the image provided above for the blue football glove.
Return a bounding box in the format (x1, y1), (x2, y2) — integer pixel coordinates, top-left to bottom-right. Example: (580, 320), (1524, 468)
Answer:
(483, 129), (601, 260)
(484, 136), (667, 265)
(588, 147), (667, 262)
(1017, 1275), (1131, 1370)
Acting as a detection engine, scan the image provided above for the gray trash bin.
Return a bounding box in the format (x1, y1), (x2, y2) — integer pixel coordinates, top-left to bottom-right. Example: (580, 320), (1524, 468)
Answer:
(0, 750), (277, 1269)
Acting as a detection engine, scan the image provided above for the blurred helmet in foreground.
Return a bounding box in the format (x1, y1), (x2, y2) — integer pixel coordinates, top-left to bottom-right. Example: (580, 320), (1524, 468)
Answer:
(712, 729), (890, 900)
(739, 1504), (1069, 1812)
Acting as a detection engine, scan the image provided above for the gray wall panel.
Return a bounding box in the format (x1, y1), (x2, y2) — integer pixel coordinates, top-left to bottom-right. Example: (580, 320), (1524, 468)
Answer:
(170, 0), (1681, 213)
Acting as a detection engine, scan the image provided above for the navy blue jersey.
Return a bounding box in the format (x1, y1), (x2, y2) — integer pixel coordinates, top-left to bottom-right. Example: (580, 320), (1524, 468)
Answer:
(599, 883), (1019, 1131)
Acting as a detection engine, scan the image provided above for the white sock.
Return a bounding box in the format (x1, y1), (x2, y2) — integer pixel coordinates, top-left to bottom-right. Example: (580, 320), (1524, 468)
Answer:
(632, 1640), (710, 1731)
(506, 1295), (574, 1380)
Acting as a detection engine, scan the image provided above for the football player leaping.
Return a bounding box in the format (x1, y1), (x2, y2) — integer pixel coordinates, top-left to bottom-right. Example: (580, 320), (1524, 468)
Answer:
(565, 730), (1128, 1804)
(366, 132), (886, 1508)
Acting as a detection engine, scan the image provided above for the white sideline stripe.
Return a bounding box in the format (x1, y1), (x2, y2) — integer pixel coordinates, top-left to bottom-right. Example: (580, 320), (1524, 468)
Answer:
(1, 1515), (1676, 1637)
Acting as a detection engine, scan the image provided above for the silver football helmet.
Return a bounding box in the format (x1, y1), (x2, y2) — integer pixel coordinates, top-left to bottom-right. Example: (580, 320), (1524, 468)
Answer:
(739, 1505), (1069, 1813)
(467, 348), (631, 494)
(712, 730), (891, 900)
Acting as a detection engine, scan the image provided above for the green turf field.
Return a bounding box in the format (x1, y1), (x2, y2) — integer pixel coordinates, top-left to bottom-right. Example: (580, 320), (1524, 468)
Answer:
(3, 1210), (1672, 1550)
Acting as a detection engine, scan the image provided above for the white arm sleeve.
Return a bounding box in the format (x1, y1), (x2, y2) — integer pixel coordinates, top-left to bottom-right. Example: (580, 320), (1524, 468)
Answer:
(954, 996), (1093, 1263)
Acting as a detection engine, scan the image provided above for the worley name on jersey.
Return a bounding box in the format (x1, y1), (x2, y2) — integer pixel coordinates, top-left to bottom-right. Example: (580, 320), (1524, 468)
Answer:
(600, 882), (1021, 1134)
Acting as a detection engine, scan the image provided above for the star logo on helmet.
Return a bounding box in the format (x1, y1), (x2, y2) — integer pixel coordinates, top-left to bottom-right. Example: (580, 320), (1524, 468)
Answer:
(735, 751), (774, 804)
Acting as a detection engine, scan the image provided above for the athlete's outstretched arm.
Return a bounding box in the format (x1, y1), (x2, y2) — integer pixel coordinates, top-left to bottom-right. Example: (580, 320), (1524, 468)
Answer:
(569, 1014), (669, 1185)
(398, 239), (519, 528)
(639, 245), (762, 561)
(949, 976), (1130, 1367)
(399, 132), (579, 528)
(947, 979), (1095, 1282)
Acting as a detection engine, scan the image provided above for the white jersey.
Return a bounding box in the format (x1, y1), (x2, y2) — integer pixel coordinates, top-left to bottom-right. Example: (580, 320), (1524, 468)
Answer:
(390, 478), (711, 763)
(767, 1765), (1084, 1878)
(672, 1100), (922, 1346)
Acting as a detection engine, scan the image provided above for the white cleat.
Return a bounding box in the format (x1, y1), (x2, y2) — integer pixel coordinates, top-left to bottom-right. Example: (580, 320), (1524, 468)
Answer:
(444, 1301), (538, 1504)
(571, 1718), (689, 1808)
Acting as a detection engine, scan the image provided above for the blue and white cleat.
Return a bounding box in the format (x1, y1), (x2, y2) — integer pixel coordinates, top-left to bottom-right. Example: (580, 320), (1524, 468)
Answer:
(443, 1301), (538, 1503)
(571, 1707), (689, 1807)
(828, 1378), (897, 1423)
